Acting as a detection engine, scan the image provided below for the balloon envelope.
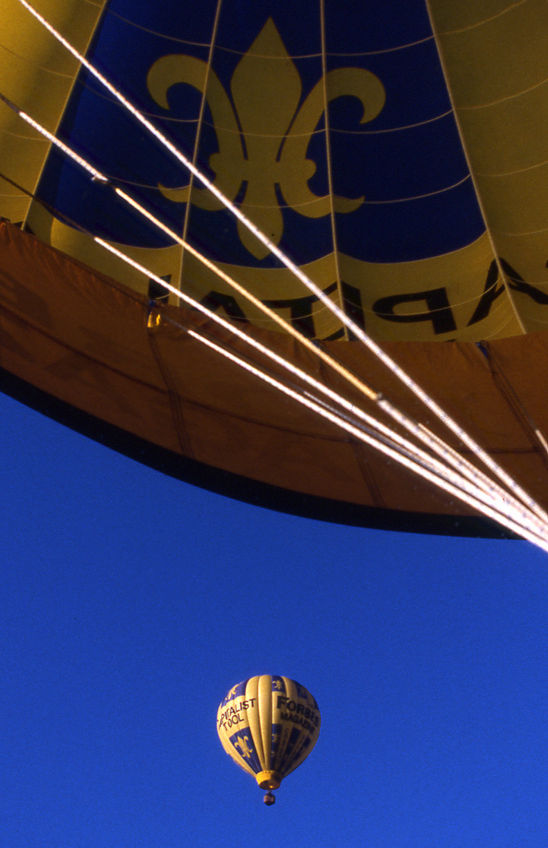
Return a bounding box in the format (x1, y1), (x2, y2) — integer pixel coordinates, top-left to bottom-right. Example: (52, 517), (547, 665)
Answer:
(217, 675), (320, 793)
(1, 0), (548, 534)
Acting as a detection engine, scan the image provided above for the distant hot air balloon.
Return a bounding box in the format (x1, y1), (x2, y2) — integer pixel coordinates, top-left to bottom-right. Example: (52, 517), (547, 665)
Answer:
(2, 0), (548, 543)
(217, 675), (320, 804)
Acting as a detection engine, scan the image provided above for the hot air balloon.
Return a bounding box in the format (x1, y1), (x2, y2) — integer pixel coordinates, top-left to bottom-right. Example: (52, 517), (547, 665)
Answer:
(1, 1), (548, 543)
(217, 675), (320, 804)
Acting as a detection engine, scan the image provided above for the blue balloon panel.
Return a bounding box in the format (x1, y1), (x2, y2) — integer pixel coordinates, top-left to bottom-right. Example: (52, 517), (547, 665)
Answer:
(36, 0), (484, 265)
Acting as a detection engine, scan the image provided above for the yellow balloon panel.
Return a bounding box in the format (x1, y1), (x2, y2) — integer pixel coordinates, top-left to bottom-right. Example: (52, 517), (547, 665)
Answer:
(0, 0), (104, 223)
(430, 0), (548, 334)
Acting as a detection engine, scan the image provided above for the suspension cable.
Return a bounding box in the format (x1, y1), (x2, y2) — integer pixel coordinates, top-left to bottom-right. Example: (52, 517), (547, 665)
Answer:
(96, 237), (548, 542)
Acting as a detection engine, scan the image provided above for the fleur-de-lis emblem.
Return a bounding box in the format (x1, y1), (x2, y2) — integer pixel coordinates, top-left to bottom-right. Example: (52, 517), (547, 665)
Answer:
(147, 19), (385, 258)
(234, 735), (253, 759)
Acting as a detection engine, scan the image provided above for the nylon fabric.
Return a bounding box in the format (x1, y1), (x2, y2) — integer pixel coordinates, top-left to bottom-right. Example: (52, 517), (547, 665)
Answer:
(216, 675), (321, 788)
(3, 0), (546, 343)
(1, 1), (548, 535)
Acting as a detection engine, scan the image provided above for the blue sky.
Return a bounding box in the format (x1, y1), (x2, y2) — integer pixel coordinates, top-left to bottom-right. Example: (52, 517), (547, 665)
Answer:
(1, 391), (547, 848)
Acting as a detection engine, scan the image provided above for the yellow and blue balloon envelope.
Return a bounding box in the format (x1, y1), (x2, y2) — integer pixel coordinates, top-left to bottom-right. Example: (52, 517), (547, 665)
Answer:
(217, 676), (320, 804)
(2, 1), (548, 536)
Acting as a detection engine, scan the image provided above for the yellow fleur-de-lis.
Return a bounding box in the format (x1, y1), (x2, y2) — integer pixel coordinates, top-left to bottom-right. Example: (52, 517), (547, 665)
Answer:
(147, 18), (385, 259)
(234, 735), (253, 759)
